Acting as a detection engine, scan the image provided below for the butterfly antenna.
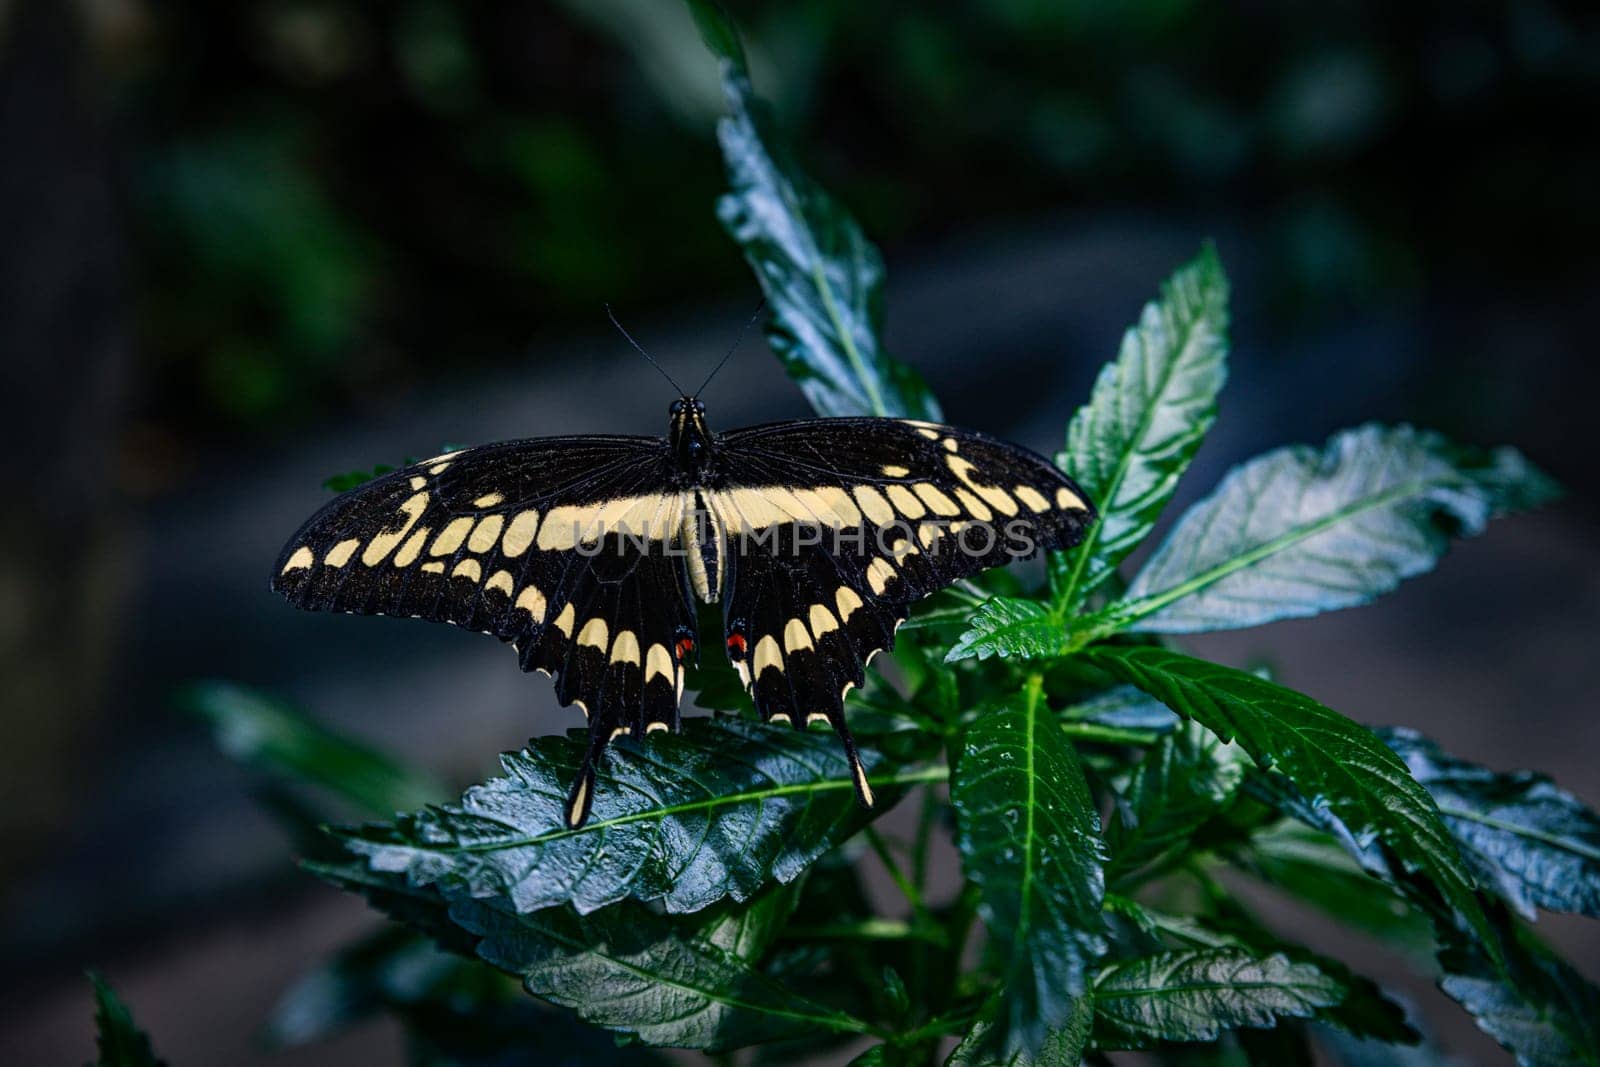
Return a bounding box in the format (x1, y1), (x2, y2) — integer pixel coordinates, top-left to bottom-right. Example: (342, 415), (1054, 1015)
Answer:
(607, 304), (685, 395)
(696, 298), (767, 397)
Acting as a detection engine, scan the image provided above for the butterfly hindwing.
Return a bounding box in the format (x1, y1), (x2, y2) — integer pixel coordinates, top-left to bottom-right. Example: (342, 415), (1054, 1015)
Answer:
(272, 436), (699, 826)
(712, 417), (1094, 799)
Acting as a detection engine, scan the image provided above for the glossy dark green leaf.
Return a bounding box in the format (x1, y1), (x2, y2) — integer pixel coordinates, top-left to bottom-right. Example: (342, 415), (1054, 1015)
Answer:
(87, 973), (165, 1067)
(316, 860), (862, 1052)
(1113, 425), (1559, 633)
(1379, 728), (1600, 920)
(182, 681), (446, 816)
(713, 66), (940, 420)
(1060, 686), (1180, 735)
(339, 717), (925, 916)
(1054, 245), (1229, 610)
(1083, 646), (1495, 954)
(454, 895), (868, 1051)
(1107, 721), (1250, 886)
(1229, 821), (1432, 950)
(946, 597), (1064, 663)
(952, 689), (1107, 1057)
(1090, 949), (1344, 1050)
(949, 993), (1093, 1066)
(1439, 917), (1600, 1067)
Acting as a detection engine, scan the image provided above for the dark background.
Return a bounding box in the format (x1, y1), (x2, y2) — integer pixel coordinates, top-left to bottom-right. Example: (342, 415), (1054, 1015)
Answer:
(1, 1), (1596, 1062)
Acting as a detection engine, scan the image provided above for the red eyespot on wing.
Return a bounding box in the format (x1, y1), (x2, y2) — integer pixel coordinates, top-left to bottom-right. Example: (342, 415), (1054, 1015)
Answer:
(676, 637), (696, 661)
(726, 633), (747, 659)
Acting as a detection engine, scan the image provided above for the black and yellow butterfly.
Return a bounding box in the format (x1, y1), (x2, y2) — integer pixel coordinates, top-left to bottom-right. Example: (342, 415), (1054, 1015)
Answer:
(273, 395), (1094, 827)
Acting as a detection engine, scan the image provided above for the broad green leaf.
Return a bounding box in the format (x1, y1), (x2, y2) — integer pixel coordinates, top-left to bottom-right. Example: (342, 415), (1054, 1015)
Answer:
(454, 895), (868, 1051)
(1054, 245), (1230, 610)
(1082, 646), (1495, 954)
(316, 861), (865, 1052)
(1229, 821), (1432, 950)
(1439, 918), (1600, 1067)
(948, 993), (1093, 1066)
(952, 686), (1107, 1057)
(1113, 424), (1559, 633)
(1380, 728), (1600, 921)
(712, 65), (939, 420)
(1059, 685), (1180, 735)
(1107, 720), (1250, 886)
(340, 717), (932, 916)
(182, 681), (446, 816)
(87, 973), (165, 1067)
(945, 597), (1063, 663)
(1090, 949), (1344, 1050)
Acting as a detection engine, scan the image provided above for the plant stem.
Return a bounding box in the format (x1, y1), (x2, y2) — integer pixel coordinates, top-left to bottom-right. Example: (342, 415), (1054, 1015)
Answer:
(864, 825), (935, 929)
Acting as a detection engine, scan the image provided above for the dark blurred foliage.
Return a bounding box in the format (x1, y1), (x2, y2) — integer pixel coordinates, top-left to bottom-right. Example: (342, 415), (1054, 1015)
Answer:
(79, 0), (1595, 437)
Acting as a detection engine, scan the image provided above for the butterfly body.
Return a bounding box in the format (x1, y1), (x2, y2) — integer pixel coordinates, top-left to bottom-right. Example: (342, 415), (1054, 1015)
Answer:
(274, 399), (1094, 827)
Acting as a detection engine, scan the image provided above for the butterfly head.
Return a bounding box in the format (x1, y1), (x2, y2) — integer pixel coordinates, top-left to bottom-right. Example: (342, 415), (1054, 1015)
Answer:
(669, 396), (714, 477)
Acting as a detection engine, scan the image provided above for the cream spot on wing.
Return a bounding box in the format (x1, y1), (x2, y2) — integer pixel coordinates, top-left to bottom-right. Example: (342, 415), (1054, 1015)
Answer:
(881, 464), (910, 478)
(783, 618), (814, 653)
(1014, 485), (1050, 512)
(836, 586), (864, 621)
(889, 534), (920, 561)
(566, 777), (589, 827)
(501, 511), (539, 557)
(410, 476), (427, 490)
(468, 514), (504, 552)
(421, 561), (445, 574)
(430, 516), (475, 556)
(451, 559), (481, 582)
(851, 486), (895, 526)
(573, 698), (588, 717)
(841, 681), (856, 700)
(515, 585), (546, 620)
(942, 437), (959, 452)
(886, 484), (927, 519)
(853, 760), (877, 806)
(281, 546), (314, 573)
(394, 526), (431, 567)
(1056, 487), (1086, 510)
(807, 712), (830, 727)
(552, 603), (575, 636)
(809, 603), (839, 637)
(645, 643), (673, 684)
(611, 630), (641, 666)
(953, 487), (993, 522)
(947, 454), (1019, 516)
(609, 726), (628, 741)
(867, 557), (898, 594)
(793, 486), (862, 528)
(913, 483), (960, 516)
(578, 617), (609, 650)
(325, 539), (360, 567)
(753, 635), (783, 676)
(428, 461), (451, 476)
(646, 721), (670, 734)
(362, 492), (429, 566)
(917, 522), (942, 550)
(473, 492), (505, 508)
(485, 570), (514, 597)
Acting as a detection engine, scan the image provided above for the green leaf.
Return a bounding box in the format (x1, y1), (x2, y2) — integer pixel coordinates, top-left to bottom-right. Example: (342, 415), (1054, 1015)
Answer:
(1082, 646), (1495, 954)
(952, 682), (1107, 1057)
(1380, 728), (1600, 921)
(1059, 686), (1180, 735)
(1439, 917), (1600, 1067)
(87, 973), (165, 1067)
(683, 0), (747, 71)
(182, 681), (446, 816)
(945, 597), (1063, 663)
(454, 895), (870, 1051)
(1107, 720), (1250, 886)
(316, 861), (867, 1052)
(323, 464), (395, 492)
(1229, 821), (1432, 950)
(1112, 424), (1559, 634)
(340, 717), (933, 916)
(948, 994), (1093, 1066)
(713, 66), (940, 420)
(1089, 949), (1344, 1050)
(1054, 244), (1230, 610)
